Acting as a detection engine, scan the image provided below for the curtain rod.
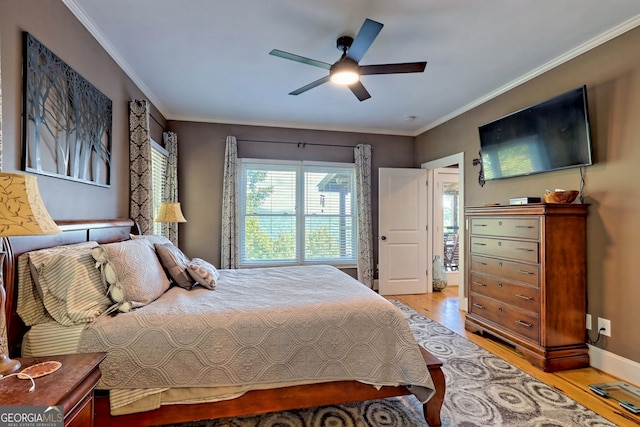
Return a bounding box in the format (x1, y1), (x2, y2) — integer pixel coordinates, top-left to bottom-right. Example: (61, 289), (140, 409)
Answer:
(134, 99), (168, 132)
(237, 138), (358, 149)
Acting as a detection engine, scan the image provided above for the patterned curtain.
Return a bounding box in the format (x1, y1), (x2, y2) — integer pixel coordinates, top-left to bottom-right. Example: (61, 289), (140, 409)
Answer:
(162, 131), (179, 245)
(221, 136), (238, 269)
(354, 144), (374, 287)
(129, 100), (153, 235)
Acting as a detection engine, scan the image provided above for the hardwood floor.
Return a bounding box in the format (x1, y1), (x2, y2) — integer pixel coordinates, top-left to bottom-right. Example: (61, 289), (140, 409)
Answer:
(389, 286), (640, 426)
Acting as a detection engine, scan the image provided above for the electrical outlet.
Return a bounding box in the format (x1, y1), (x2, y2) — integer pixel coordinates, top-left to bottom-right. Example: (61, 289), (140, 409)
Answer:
(597, 317), (611, 337)
(586, 313), (592, 330)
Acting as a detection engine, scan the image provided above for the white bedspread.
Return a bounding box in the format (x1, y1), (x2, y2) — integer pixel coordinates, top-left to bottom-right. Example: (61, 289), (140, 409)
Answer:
(77, 265), (435, 403)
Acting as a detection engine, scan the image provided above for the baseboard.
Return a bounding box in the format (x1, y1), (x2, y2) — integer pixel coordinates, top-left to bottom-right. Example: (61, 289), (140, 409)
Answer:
(589, 345), (640, 387)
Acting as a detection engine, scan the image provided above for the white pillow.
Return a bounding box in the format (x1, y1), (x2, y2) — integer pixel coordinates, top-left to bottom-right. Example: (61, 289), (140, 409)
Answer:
(91, 239), (171, 312)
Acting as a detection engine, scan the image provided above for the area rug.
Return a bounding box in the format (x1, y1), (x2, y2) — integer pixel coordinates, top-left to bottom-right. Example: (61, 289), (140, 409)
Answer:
(156, 300), (616, 427)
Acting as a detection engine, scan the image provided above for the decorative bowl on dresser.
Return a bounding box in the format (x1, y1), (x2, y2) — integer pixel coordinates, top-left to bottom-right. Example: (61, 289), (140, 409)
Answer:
(464, 203), (589, 372)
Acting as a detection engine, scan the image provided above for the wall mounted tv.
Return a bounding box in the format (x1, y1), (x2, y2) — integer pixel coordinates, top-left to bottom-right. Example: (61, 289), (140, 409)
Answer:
(478, 85), (593, 181)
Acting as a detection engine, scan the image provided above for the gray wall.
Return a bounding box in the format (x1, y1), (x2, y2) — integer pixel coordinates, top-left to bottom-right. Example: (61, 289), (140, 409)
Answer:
(414, 25), (640, 363)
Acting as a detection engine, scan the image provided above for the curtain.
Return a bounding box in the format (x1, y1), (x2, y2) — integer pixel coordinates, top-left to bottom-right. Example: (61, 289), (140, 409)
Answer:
(162, 131), (179, 245)
(221, 136), (238, 269)
(354, 144), (374, 288)
(129, 100), (153, 235)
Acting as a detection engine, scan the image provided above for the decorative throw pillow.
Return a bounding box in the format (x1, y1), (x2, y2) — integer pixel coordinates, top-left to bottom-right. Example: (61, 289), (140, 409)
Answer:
(154, 243), (194, 289)
(91, 239), (171, 312)
(186, 258), (219, 290)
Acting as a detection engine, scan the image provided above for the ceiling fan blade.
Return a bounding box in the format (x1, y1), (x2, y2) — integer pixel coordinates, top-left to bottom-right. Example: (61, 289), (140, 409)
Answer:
(349, 81), (371, 101)
(269, 49), (332, 70)
(346, 18), (383, 63)
(360, 62), (427, 75)
(289, 75), (331, 95)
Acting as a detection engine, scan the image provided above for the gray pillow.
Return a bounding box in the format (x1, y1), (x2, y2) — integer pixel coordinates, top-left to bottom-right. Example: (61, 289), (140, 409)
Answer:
(154, 243), (194, 289)
(91, 239), (171, 312)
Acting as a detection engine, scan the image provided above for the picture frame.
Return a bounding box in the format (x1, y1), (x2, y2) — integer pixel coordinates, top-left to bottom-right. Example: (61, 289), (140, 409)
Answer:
(22, 32), (112, 187)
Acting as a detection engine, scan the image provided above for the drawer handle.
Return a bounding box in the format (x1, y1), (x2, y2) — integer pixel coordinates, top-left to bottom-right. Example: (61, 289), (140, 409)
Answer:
(515, 225), (535, 229)
(473, 242), (487, 246)
(516, 320), (533, 328)
(516, 269), (535, 275)
(476, 261), (488, 266)
(472, 281), (486, 287)
(475, 224), (488, 227)
(516, 247), (534, 252)
(516, 294), (534, 301)
(473, 303), (486, 310)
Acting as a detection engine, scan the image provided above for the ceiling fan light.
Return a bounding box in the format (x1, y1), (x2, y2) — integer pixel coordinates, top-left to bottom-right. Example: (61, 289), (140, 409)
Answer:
(330, 59), (360, 85)
(330, 70), (359, 85)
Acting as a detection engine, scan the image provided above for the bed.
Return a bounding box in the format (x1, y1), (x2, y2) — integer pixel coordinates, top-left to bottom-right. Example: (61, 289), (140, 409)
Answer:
(2, 218), (445, 426)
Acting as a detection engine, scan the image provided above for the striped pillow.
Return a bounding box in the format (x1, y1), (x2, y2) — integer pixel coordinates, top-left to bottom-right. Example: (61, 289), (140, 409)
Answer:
(28, 244), (111, 325)
(18, 241), (99, 326)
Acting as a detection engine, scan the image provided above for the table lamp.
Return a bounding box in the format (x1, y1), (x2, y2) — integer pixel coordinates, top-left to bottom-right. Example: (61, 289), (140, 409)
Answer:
(154, 202), (187, 223)
(0, 172), (61, 375)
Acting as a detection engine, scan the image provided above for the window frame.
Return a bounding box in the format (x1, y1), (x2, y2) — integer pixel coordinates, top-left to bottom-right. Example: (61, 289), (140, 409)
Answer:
(150, 139), (169, 235)
(238, 158), (358, 268)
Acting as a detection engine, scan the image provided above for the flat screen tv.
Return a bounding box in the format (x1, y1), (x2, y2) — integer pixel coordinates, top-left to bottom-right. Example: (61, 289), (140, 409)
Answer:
(478, 85), (593, 181)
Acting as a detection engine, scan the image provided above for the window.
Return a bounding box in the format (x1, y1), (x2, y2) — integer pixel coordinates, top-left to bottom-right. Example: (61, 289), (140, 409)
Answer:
(150, 140), (168, 235)
(239, 159), (357, 267)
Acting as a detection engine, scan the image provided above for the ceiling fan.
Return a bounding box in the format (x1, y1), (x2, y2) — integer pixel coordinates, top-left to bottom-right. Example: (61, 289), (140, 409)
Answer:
(269, 18), (427, 101)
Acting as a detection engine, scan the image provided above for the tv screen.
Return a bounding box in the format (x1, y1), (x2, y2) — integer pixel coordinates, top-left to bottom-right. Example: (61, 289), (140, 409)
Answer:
(478, 86), (593, 181)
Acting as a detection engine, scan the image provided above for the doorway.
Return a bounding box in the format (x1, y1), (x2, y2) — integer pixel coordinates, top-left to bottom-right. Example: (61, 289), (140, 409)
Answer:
(433, 168), (460, 286)
(422, 153), (466, 309)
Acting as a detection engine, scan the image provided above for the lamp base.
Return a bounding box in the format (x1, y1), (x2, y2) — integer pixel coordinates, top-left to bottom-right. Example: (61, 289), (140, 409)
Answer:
(0, 351), (21, 375)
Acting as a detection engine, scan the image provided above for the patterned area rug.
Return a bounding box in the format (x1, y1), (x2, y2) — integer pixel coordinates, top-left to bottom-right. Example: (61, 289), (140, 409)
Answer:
(157, 300), (616, 427)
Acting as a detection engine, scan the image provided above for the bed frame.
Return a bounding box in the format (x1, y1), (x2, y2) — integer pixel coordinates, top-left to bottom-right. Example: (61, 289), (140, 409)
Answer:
(2, 219), (445, 426)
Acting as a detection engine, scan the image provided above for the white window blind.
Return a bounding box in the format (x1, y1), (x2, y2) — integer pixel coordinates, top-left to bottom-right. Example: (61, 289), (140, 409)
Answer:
(239, 159), (357, 267)
(151, 140), (168, 235)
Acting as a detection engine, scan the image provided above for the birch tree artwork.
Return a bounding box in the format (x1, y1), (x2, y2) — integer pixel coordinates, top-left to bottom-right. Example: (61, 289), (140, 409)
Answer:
(23, 33), (112, 187)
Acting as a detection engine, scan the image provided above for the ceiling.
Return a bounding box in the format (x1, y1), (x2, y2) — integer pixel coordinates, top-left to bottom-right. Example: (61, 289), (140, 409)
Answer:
(64, 0), (640, 136)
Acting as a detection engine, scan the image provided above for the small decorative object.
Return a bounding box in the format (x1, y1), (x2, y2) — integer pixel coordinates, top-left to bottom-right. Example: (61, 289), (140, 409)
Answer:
(544, 189), (579, 204)
(472, 152), (486, 187)
(432, 255), (448, 291)
(18, 360), (62, 379)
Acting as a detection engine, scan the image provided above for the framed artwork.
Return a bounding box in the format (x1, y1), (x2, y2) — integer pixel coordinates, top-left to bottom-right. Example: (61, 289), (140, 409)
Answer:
(22, 32), (112, 187)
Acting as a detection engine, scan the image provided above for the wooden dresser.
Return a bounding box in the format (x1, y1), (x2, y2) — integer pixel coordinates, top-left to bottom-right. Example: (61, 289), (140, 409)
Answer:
(464, 203), (589, 372)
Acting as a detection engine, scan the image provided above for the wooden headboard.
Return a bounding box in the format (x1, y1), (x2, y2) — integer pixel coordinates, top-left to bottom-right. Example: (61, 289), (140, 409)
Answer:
(1, 218), (138, 357)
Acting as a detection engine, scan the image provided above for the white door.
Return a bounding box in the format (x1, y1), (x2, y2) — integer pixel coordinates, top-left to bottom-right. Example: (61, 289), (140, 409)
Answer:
(378, 168), (428, 295)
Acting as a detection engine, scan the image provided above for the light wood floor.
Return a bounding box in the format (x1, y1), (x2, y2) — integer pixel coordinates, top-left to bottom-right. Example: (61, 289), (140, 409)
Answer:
(388, 286), (640, 427)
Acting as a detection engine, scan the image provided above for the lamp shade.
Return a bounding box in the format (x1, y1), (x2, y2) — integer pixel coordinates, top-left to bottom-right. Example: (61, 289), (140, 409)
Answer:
(154, 202), (187, 223)
(0, 172), (61, 237)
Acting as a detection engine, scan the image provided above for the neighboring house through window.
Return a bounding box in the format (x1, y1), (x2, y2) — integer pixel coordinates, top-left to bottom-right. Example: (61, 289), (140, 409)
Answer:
(239, 159), (357, 267)
(151, 139), (168, 235)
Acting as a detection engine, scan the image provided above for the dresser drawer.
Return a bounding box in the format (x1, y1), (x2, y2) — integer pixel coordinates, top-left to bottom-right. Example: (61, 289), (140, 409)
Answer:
(469, 293), (540, 342)
(470, 217), (539, 239)
(470, 273), (539, 314)
(470, 255), (539, 286)
(470, 236), (538, 263)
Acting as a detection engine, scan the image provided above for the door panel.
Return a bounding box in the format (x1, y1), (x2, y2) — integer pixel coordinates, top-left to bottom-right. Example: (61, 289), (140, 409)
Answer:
(378, 168), (427, 295)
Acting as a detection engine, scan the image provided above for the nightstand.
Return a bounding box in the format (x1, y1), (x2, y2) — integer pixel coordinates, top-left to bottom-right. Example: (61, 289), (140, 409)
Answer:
(0, 352), (106, 427)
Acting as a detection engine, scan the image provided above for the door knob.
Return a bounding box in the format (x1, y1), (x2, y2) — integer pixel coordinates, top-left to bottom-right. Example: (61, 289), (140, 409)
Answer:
(380, 236), (387, 240)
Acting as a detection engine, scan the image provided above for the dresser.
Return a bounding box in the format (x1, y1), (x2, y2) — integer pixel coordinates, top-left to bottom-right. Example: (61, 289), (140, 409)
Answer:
(464, 204), (589, 372)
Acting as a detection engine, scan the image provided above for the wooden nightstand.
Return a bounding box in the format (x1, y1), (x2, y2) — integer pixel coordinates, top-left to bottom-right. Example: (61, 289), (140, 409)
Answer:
(0, 352), (106, 427)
